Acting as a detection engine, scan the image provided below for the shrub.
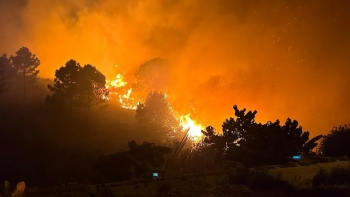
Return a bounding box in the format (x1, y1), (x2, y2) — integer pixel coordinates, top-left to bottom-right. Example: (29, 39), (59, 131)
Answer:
(311, 166), (350, 187)
(330, 167), (350, 185)
(250, 170), (294, 192)
(228, 166), (252, 185)
(313, 168), (331, 187)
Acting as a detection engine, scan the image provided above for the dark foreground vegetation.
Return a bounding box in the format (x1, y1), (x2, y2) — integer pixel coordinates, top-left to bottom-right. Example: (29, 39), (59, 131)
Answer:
(1, 47), (350, 196)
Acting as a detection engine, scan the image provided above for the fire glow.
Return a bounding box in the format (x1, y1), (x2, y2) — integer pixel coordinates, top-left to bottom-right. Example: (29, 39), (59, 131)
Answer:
(105, 68), (204, 141)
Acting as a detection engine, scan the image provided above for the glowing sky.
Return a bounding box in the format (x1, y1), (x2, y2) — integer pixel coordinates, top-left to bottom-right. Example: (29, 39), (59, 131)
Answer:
(1, 0), (350, 136)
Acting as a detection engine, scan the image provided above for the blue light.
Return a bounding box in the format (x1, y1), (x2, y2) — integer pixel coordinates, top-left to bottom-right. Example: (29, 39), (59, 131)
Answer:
(153, 172), (158, 177)
(293, 155), (301, 160)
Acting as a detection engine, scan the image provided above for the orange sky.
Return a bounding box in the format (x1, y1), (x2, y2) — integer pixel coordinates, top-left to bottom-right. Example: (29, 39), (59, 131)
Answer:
(1, 0), (350, 137)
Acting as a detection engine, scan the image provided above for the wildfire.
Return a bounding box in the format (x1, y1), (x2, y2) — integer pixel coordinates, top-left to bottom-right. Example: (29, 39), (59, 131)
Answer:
(106, 70), (204, 141)
(106, 74), (127, 88)
(118, 88), (139, 110)
(105, 67), (140, 110)
(179, 114), (204, 141)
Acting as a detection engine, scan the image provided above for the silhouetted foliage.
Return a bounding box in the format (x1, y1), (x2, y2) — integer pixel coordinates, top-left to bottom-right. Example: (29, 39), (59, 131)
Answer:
(10, 47), (40, 100)
(135, 91), (181, 142)
(0, 46), (348, 194)
(173, 142), (224, 174)
(0, 62), (7, 95)
(47, 59), (109, 110)
(319, 124), (350, 157)
(75, 64), (109, 109)
(94, 141), (171, 183)
(46, 59), (80, 109)
(133, 58), (171, 92)
(128, 140), (172, 167)
(313, 166), (350, 187)
(201, 105), (322, 166)
(303, 134), (323, 155)
(0, 54), (16, 86)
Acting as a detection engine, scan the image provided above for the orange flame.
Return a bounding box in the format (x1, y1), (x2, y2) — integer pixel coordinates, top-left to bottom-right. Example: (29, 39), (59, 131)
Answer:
(106, 71), (204, 141)
(106, 74), (127, 88)
(105, 67), (140, 109)
(118, 88), (139, 110)
(179, 114), (204, 141)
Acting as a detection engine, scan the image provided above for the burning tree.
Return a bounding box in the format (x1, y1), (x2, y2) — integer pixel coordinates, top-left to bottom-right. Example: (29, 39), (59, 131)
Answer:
(74, 64), (109, 109)
(47, 59), (109, 110)
(133, 58), (171, 92)
(135, 91), (182, 143)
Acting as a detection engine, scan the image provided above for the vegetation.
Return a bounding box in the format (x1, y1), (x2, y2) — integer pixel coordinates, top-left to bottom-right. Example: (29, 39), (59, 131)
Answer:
(46, 59), (109, 110)
(319, 124), (350, 157)
(135, 91), (182, 144)
(0, 61), (7, 96)
(0, 46), (350, 196)
(10, 47), (40, 103)
(133, 57), (171, 92)
(199, 105), (323, 166)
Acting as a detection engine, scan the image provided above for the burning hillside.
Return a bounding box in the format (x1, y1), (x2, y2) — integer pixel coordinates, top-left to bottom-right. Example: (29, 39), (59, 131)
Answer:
(105, 65), (204, 141)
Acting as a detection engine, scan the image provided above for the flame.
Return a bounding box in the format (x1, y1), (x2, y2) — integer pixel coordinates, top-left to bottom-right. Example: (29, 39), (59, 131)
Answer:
(106, 70), (204, 141)
(101, 94), (110, 101)
(106, 74), (127, 89)
(179, 114), (204, 141)
(118, 88), (139, 110)
(105, 69), (140, 109)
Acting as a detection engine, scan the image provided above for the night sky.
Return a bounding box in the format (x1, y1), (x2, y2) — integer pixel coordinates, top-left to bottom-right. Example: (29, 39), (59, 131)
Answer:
(1, 0), (350, 136)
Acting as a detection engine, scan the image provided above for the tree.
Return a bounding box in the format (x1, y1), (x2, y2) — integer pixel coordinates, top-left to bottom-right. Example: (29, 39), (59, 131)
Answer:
(47, 60), (109, 110)
(0, 62), (7, 96)
(133, 58), (171, 92)
(76, 64), (109, 109)
(201, 105), (322, 166)
(128, 140), (172, 168)
(47, 60), (80, 109)
(94, 140), (171, 182)
(135, 91), (181, 142)
(302, 134), (323, 155)
(319, 124), (350, 157)
(10, 47), (40, 100)
(0, 54), (16, 91)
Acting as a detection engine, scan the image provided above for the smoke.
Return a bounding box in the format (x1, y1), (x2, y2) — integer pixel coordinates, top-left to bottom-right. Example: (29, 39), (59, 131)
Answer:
(1, 0), (350, 135)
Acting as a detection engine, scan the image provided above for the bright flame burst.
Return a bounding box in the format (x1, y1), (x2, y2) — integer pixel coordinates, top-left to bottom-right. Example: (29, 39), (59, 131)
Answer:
(105, 67), (204, 141)
(179, 114), (204, 141)
(105, 66), (139, 110)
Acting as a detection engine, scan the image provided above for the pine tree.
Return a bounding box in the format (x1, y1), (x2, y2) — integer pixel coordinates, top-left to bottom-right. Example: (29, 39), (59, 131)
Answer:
(10, 47), (40, 102)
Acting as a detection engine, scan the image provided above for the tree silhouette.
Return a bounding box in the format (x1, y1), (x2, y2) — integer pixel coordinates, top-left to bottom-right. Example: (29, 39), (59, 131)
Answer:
(10, 47), (40, 101)
(319, 124), (350, 157)
(47, 60), (109, 110)
(75, 64), (109, 109)
(135, 91), (181, 142)
(201, 105), (322, 166)
(128, 140), (171, 168)
(0, 54), (16, 89)
(133, 58), (171, 92)
(0, 62), (7, 96)
(47, 60), (80, 109)
(303, 134), (323, 155)
(94, 140), (171, 182)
